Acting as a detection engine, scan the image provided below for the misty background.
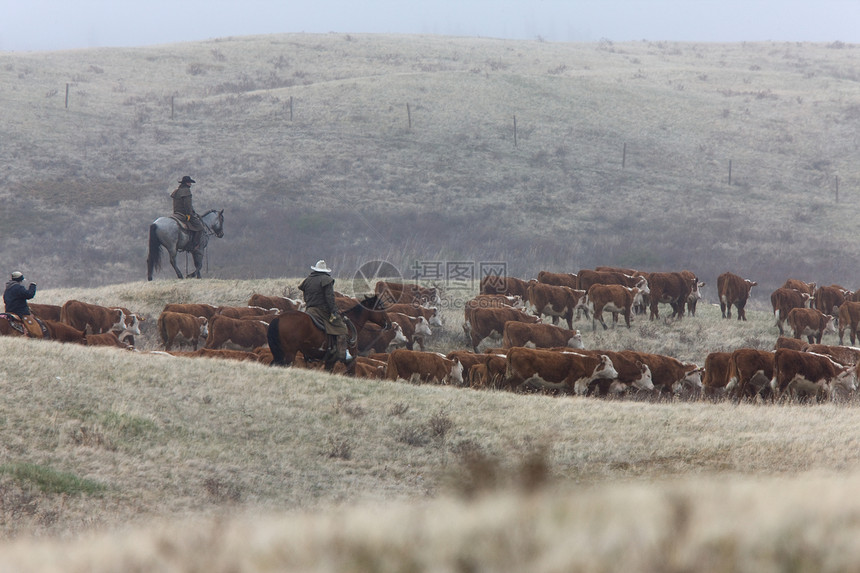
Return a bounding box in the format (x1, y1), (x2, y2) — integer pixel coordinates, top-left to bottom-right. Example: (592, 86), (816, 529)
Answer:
(4, 0), (860, 52)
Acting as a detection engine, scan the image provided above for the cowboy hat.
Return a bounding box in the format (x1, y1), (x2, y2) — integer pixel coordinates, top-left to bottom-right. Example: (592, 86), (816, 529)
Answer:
(311, 260), (332, 273)
(179, 176), (196, 185)
(10, 271), (23, 281)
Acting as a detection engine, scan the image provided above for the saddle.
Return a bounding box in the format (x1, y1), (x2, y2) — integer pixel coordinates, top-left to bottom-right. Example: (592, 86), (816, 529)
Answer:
(169, 214), (195, 231)
(0, 313), (47, 338)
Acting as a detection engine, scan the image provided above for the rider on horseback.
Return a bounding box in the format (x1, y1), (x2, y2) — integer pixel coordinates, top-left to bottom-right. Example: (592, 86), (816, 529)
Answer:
(171, 176), (204, 251)
(299, 260), (352, 367)
(3, 271), (42, 337)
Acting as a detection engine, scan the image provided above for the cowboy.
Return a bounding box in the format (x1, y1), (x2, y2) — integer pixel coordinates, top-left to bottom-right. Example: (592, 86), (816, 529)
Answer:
(3, 271), (42, 337)
(171, 176), (204, 251)
(298, 260), (351, 367)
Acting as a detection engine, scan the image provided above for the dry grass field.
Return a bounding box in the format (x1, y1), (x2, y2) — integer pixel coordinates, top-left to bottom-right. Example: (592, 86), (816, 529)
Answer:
(0, 278), (860, 570)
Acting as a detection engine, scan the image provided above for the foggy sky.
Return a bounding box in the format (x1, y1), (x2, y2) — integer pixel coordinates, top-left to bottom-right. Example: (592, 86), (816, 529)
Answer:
(2, 0), (860, 52)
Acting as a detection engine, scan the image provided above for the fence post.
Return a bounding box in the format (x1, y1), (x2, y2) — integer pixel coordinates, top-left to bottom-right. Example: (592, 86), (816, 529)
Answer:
(406, 102), (411, 129)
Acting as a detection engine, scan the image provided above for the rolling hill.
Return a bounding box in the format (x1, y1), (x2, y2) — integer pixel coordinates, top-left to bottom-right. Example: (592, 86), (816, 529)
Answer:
(3, 35), (860, 293)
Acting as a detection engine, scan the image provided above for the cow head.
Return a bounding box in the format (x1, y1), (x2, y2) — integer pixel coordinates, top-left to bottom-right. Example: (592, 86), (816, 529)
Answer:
(386, 323), (408, 350)
(199, 317), (209, 340)
(824, 315), (838, 335)
(448, 358), (464, 386)
(427, 308), (443, 327)
(633, 363), (655, 391)
(635, 277), (650, 295)
(673, 365), (704, 394)
(414, 316), (433, 337)
(566, 330), (584, 349)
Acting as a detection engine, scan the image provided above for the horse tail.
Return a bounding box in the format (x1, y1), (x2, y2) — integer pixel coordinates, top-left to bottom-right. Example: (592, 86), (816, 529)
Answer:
(267, 316), (286, 366)
(146, 223), (162, 280)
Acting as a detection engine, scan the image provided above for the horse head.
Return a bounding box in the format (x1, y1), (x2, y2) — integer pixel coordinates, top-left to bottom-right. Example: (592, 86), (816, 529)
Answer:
(211, 209), (225, 238)
(347, 294), (390, 330)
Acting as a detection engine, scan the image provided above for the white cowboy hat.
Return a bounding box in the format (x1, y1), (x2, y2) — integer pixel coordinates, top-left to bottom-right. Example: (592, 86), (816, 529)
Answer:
(311, 260), (332, 273)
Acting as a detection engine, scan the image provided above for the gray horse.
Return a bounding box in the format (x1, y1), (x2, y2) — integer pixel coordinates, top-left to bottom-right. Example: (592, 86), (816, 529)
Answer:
(147, 209), (224, 280)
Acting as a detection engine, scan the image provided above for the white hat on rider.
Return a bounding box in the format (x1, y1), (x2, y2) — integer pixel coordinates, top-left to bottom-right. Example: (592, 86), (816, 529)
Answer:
(311, 260), (331, 273)
(10, 271), (23, 281)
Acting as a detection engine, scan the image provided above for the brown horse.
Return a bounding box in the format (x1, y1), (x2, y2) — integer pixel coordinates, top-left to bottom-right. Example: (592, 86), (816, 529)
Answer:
(267, 294), (390, 372)
(0, 313), (48, 338)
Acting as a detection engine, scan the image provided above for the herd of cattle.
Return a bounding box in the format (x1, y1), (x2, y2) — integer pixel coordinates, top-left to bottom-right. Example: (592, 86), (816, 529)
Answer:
(13, 266), (860, 403)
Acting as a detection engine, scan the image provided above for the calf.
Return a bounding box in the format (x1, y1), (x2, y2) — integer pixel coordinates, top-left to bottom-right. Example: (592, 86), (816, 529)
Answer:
(502, 321), (583, 349)
(157, 311), (209, 351)
(702, 351), (731, 400)
(385, 303), (443, 327)
(205, 314), (270, 350)
(387, 311), (433, 351)
(43, 320), (87, 344)
(357, 322), (408, 354)
(813, 285), (851, 315)
(525, 282), (582, 329)
(771, 348), (857, 401)
(385, 349), (463, 385)
(86, 331), (132, 349)
(580, 284), (644, 330)
(787, 307), (836, 344)
(247, 293), (303, 312)
(467, 306), (541, 352)
(717, 272), (757, 321)
(626, 351), (702, 396)
(504, 346), (618, 395)
(838, 301), (860, 345)
(771, 287), (811, 335)
(725, 348), (774, 401)
(60, 300), (126, 334)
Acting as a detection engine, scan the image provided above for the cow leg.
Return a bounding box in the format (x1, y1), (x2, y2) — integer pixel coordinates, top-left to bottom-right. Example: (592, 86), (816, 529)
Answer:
(852, 326), (857, 346)
(564, 311), (573, 330)
(737, 303), (747, 321)
(624, 309), (632, 328)
(186, 251), (203, 279)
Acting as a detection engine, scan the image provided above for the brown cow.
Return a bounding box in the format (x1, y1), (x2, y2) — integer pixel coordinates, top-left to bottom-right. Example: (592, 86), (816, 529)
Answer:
(43, 320), (87, 344)
(502, 321), (583, 349)
(386, 312), (432, 351)
(576, 269), (646, 292)
(537, 270), (578, 289)
(771, 287), (811, 335)
(85, 331), (132, 348)
(813, 285), (851, 315)
(247, 293), (303, 312)
(775, 336), (807, 351)
(60, 300), (126, 334)
(463, 294), (525, 338)
(725, 348), (774, 401)
(357, 321), (408, 354)
(804, 344), (860, 367)
(838, 301), (860, 345)
(375, 281), (440, 306)
(162, 303), (220, 320)
(565, 348), (654, 395)
(385, 303), (443, 327)
(772, 347), (857, 401)
(217, 305), (278, 319)
(626, 351), (702, 396)
(29, 303), (62, 322)
(787, 307), (836, 344)
(479, 275), (531, 299)
(717, 272), (757, 321)
(468, 306), (541, 352)
(504, 346), (618, 395)
(645, 272), (692, 320)
(782, 279), (816, 296)
(157, 311), (209, 351)
(467, 353), (508, 389)
(337, 356), (387, 379)
(580, 284), (645, 330)
(679, 270), (705, 317)
(385, 349), (463, 385)
(525, 282), (584, 329)
(204, 315), (270, 350)
(702, 351), (731, 400)
(178, 348), (262, 362)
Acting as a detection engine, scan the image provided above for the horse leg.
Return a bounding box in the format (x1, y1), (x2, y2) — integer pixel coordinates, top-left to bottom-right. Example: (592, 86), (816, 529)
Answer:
(187, 250), (203, 279)
(167, 248), (184, 279)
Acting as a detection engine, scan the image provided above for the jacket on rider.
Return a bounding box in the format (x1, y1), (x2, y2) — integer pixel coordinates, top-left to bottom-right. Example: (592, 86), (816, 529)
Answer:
(4, 277), (36, 316)
(171, 176), (203, 249)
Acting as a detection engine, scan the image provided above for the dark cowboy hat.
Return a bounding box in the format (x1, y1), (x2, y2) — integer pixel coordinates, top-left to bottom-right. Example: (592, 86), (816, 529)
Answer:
(179, 176), (196, 185)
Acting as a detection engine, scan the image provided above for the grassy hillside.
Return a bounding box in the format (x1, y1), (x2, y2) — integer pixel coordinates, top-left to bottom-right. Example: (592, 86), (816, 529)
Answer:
(3, 35), (860, 292)
(1, 278), (860, 570)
